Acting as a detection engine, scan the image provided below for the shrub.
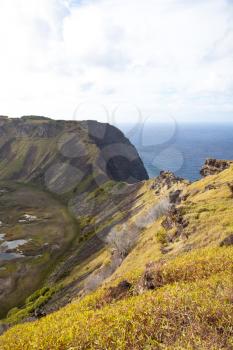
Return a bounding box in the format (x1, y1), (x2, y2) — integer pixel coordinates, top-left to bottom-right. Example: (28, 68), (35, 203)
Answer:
(156, 228), (167, 245)
(6, 286), (58, 323)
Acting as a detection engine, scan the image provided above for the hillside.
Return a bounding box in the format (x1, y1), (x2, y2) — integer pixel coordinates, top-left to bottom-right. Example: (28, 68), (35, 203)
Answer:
(0, 116), (148, 323)
(0, 117), (232, 349)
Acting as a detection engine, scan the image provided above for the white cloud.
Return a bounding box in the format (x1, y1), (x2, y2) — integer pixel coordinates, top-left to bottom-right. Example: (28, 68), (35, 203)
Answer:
(0, 0), (233, 122)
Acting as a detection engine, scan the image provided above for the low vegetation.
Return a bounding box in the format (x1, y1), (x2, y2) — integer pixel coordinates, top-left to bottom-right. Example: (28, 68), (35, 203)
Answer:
(0, 246), (232, 349)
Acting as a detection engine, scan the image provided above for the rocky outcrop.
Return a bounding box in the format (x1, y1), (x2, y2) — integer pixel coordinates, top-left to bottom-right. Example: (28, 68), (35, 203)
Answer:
(150, 171), (186, 195)
(200, 159), (232, 177)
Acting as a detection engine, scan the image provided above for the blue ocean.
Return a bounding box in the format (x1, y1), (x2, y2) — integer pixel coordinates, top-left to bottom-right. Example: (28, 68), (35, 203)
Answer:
(119, 123), (233, 182)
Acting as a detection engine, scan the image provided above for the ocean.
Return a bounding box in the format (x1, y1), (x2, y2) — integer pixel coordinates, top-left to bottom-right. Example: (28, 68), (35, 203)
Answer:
(119, 123), (233, 182)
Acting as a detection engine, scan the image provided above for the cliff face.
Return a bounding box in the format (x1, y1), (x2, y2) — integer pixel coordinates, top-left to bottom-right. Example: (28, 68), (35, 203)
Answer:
(0, 116), (148, 190)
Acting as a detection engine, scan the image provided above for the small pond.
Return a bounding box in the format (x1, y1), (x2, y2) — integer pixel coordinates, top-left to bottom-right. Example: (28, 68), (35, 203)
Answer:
(0, 252), (23, 261)
(0, 236), (27, 261)
(1, 239), (28, 250)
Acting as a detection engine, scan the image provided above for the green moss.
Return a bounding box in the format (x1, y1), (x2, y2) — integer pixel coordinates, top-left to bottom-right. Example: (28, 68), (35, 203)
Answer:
(25, 287), (50, 304)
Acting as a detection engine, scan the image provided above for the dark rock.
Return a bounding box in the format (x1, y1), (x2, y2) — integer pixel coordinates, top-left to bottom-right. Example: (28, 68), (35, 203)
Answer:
(200, 159), (232, 177)
(34, 308), (46, 318)
(220, 234), (233, 247)
(104, 280), (132, 302)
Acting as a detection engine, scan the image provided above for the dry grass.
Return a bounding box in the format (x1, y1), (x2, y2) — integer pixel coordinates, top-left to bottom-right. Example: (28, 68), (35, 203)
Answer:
(0, 246), (232, 350)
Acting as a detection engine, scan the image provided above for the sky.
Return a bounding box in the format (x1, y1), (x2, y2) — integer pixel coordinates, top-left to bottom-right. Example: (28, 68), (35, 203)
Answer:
(0, 0), (233, 124)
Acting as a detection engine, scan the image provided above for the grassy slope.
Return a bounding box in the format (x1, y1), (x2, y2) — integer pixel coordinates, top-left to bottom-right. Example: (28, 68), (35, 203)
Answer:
(1, 167), (233, 349)
(0, 247), (232, 350)
(110, 166), (233, 284)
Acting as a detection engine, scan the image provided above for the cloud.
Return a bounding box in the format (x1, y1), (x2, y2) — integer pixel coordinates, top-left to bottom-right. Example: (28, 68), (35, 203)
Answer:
(0, 0), (233, 122)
